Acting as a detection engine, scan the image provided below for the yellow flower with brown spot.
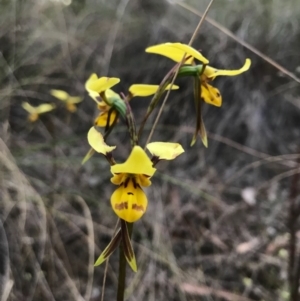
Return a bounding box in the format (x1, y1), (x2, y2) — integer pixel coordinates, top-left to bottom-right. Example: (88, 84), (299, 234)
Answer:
(88, 128), (185, 270)
(146, 42), (251, 107)
(50, 89), (83, 112)
(85, 74), (122, 127)
(110, 146), (156, 223)
(88, 128), (184, 222)
(86, 73), (179, 127)
(22, 102), (56, 122)
(146, 42), (251, 146)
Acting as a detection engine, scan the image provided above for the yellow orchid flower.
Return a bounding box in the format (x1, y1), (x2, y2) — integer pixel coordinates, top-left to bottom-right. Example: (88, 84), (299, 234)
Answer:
(87, 128), (184, 222)
(86, 73), (180, 128)
(85, 74), (122, 127)
(200, 58), (251, 107)
(110, 146), (156, 223)
(146, 42), (209, 65)
(22, 102), (56, 122)
(50, 89), (83, 112)
(146, 42), (251, 107)
(87, 129), (185, 270)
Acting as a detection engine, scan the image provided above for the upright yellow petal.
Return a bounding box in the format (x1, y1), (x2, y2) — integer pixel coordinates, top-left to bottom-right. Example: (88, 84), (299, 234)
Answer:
(146, 142), (184, 160)
(85, 73), (99, 93)
(129, 84), (179, 97)
(201, 83), (222, 107)
(87, 127), (116, 154)
(86, 76), (120, 94)
(204, 58), (251, 79)
(50, 89), (69, 101)
(111, 180), (148, 223)
(111, 146), (156, 177)
(146, 43), (209, 64)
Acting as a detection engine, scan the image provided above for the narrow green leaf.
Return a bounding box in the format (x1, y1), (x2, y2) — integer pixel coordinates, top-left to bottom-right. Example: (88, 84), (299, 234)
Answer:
(121, 220), (137, 272)
(94, 228), (122, 266)
(191, 76), (208, 147)
(81, 148), (95, 165)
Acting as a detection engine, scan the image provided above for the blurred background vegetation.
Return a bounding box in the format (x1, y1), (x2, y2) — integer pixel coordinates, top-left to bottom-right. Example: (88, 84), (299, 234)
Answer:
(1, 0), (300, 300)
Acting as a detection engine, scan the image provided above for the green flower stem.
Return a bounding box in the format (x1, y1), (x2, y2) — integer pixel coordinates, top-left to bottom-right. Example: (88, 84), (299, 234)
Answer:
(124, 98), (138, 147)
(117, 222), (133, 301)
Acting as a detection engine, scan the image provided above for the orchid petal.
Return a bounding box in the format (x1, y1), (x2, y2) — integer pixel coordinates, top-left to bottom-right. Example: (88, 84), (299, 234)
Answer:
(87, 127), (116, 154)
(111, 146), (156, 177)
(146, 142), (184, 160)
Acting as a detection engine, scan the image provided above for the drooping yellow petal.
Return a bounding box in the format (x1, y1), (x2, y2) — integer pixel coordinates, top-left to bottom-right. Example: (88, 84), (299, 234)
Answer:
(87, 127), (116, 154)
(146, 142), (185, 160)
(111, 146), (156, 177)
(204, 58), (251, 80)
(111, 179), (148, 223)
(94, 110), (118, 127)
(201, 83), (222, 107)
(129, 83), (179, 97)
(136, 174), (152, 187)
(146, 43), (209, 65)
(50, 89), (69, 101)
(111, 173), (152, 187)
(85, 75), (120, 94)
(111, 173), (127, 185)
(88, 91), (101, 104)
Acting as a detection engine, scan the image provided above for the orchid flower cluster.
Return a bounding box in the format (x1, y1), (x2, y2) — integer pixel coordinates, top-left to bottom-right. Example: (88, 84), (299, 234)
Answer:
(22, 42), (251, 272)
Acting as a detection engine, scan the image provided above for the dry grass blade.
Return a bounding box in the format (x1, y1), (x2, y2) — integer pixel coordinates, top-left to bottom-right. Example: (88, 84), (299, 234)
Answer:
(175, 0), (300, 84)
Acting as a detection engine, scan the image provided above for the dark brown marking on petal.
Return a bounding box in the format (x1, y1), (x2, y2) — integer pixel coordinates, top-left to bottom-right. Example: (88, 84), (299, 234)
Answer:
(115, 202), (128, 210)
(127, 192), (134, 195)
(124, 177), (130, 188)
(132, 204), (144, 212)
(132, 177), (137, 189)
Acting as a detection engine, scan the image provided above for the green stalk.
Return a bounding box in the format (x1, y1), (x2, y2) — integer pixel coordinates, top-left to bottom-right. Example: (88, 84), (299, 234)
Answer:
(117, 222), (133, 301)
